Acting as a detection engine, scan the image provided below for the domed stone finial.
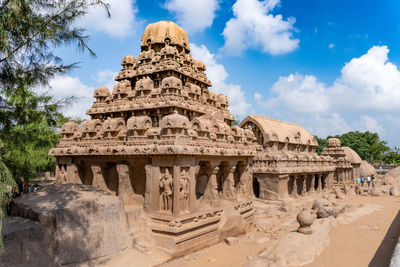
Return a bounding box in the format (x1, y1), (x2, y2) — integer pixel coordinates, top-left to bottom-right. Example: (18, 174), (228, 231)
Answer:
(297, 208), (314, 235)
(327, 138), (341, 148)
(141, 21), (190, 52)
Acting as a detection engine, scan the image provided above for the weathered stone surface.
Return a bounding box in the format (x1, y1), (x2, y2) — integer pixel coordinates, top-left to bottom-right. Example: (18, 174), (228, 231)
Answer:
(2, 184), (130, 266)
(384, 166), (400, 186)
(390, 185), (400, 196)
(312, 198), (332, 210)
(247, 217), (337, 267)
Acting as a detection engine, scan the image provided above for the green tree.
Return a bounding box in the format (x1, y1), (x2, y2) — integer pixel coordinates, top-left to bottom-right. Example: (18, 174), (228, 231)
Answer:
(314, 136), (327, 155)
(0, 0), (110, 252)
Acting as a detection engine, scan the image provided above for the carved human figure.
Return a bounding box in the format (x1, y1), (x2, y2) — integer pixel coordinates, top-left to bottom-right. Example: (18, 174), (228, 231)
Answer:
(179, 169), (190, 212)
(159, 168), (173, 212)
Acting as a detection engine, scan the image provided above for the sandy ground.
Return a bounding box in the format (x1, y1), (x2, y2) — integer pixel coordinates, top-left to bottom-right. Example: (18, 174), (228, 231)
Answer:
(306, 195), (400, 267)
(163, 195), (400, 267)
(93, 193), (400, 267)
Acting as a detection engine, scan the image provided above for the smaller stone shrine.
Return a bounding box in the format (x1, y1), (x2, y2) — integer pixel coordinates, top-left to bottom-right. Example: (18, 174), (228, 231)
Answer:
(321, 138), (361, 186)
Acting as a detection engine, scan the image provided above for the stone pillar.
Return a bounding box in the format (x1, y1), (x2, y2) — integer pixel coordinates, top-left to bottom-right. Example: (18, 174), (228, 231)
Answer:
(55, 164), (62, 184)
(173, 165), (180, 216)
(188, 165), (198, 212)
(301, 175), (307, 195)
(144, 165), (161, 213)
(91, 163), (108, 192)
(67, 162), (82, 184)
(116, 162), (134, 206)
(292, 176), (298, 196)
(317, 174), (322, 191)
(310, 174), (315, 192)
(203, 165), (219, 205)
(223, 165), (237, 199)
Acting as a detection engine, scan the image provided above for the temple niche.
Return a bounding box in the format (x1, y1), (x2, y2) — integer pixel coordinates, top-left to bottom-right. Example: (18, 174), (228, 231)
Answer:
(49, 20), (363, 255)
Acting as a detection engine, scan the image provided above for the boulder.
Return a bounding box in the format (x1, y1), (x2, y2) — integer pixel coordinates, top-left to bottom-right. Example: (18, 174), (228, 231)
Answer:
(334, 188), (345, 199)
(217, 206), (246, 239)
(312, 198), (332, 210)
(370, 189), (382, 197)
(360, 160), (377, 177)
(384, 166), (400, 186)
(2, 184), (130, 266)
(390, 185), (400, 196)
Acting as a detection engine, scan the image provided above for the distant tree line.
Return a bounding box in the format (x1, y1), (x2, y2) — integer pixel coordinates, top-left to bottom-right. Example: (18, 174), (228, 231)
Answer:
(315, 131), (400, 165)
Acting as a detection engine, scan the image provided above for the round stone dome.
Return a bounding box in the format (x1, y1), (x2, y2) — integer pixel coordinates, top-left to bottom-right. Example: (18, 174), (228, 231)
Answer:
(141, 21), (190, 51)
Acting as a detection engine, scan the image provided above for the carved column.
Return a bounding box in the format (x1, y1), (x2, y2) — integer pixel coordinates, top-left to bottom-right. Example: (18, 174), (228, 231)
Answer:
(67, 162), (82, 184)
(301, 175), (307, 195)
(292, 176), (298, 196)
(144, 165), (161, 212)
(203, 165), (219, 205)
(317, 174), (322, 191)
(55, 164), (62, 184)
(223, 165), (237, 199)
(173, 165), (180, 216)
(117, 162), (134, 206)
(188, 165), (198, 212)
(310, 174), (315, 192)
(91, 163), (108, 192)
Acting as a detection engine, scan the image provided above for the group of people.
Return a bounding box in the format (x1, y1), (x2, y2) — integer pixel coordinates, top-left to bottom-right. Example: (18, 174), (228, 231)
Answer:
(356, 175), (376, 188)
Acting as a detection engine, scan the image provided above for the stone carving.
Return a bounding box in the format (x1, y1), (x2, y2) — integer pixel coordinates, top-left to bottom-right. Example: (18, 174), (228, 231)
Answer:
(297, 208), (313, 235)
(159, 168), (173, 212)
(179, 168), (190, 212)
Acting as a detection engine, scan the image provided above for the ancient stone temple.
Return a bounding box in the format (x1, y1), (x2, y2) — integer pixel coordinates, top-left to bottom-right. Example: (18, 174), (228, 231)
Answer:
(321, 138), (361, 186)
(240, 115), (336, 200)
(49, 20), (363, 254)
(49, 20), (256, 254)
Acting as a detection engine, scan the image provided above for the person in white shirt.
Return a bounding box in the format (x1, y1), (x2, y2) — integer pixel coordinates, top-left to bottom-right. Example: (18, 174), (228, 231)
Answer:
(367, 175), (371, 187)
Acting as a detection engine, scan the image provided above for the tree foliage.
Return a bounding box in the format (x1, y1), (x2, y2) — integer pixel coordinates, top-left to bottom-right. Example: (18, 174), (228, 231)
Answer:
(315, 131), (398, 164)
(0, 0), (110, 179)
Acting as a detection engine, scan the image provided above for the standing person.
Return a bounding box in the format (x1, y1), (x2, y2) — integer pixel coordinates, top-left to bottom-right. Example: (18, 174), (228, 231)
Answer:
(372, 176), (376, 188)
(367, 175), (371, 188)
(356, 177), (361, 187)
(361, 176), (365, 187)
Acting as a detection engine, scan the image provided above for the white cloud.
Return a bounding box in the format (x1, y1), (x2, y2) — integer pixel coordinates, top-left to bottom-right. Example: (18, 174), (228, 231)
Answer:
(78, 0), (137, 38)
(164, 0), (219, 33)
(190, 43), (251, 118)
(328, 43), (335, 49)
(254, 45), (400, 143)
(92, 69), (118, 88)
(44, 75), (94, 119)
(222, 0), (299, 55)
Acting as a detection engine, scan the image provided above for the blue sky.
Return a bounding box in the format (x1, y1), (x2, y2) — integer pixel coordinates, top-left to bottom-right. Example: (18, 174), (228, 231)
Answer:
(45, 0), (400, 148)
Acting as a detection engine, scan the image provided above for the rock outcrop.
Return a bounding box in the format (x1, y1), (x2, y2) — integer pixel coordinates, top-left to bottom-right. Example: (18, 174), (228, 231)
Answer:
(1, 184), (130, 266)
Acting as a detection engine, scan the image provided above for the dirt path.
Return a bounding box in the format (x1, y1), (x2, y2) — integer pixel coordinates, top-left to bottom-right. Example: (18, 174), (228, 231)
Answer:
(306, 195), (400, 267)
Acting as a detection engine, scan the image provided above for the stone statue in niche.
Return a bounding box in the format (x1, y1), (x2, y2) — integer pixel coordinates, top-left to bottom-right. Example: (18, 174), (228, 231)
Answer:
(179, 168), (190, 212)
(159, 168), (173, 212)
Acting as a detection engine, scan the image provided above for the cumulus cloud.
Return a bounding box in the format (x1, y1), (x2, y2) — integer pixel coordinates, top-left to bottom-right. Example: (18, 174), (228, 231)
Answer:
(222, 0), (299, 55)
(78, 0), (137, 38)
(190, 43), (251, 118)
(254, 45), (400, 142)
(164, 0), (219, 33)
(92, 69), (118, 89)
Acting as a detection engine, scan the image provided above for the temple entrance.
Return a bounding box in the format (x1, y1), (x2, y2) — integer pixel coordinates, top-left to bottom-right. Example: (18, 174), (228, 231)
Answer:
(253, 177), (260, 198)
(77, 161), (93, 185)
